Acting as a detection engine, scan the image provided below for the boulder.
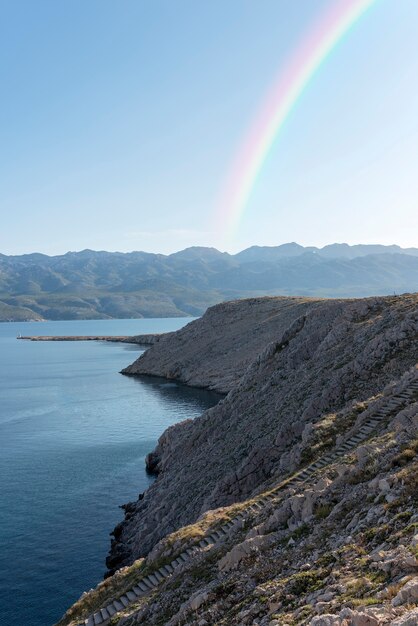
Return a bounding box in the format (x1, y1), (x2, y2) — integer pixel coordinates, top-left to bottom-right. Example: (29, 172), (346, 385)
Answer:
(339, 608), (380, 625)
(218, 535), (272, 571)
(392, 577), (418, 607)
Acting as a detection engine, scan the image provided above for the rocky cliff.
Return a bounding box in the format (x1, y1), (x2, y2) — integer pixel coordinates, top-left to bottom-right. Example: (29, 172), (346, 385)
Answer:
(58, 294), (418, 626)
(122, 297), (320, 393)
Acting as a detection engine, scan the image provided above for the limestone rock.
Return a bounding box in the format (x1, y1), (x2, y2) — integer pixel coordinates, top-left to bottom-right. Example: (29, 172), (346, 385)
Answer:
(392, 608), (418, 626)
(108, 294), (418, 570)
(392, 577), (418, 607)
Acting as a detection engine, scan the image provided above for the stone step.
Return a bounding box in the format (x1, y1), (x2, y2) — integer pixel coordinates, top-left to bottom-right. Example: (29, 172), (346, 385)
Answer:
(311, 459), (325, 467)
(179, 552), (190, 561)
(148, 573), (160, 586)
(86, 617), (95, 626)
(142, 577), (156, 589)
(100, 608), (110, 620)
(112, 600), (124, 611)
(137, 579), (151, 592)
(132, 585), (145, 595)
(156, 568), (168, 579)
(119, 595), (130, 607)
(106, 605), (116, 617)
(344, 440), (358, 447)
(153, 571), (164, 583)
(199, 538), (210, 548)
(207, 534), (217, 543)
(315, 460), (328, 467)
(93, 611), (104, 624)
(164, 563), (174, 574)
(126, 590), (137, 602)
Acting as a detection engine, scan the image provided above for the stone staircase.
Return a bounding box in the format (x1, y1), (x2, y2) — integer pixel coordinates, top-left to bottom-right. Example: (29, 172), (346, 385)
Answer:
(77, 379), (418, 626)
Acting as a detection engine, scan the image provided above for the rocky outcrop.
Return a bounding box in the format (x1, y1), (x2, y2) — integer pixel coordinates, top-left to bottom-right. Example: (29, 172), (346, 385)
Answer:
(108, 294), (418, 573)
(122, 296), (320, 393)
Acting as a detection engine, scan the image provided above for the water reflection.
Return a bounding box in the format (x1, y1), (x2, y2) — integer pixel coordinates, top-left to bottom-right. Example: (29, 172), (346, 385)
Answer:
(128, 372), (224, 411)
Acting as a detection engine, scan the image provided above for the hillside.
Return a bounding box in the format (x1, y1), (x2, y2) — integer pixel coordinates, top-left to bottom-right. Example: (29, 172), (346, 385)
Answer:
(1, 244), (418, 321)
(58, 294), (418, 626)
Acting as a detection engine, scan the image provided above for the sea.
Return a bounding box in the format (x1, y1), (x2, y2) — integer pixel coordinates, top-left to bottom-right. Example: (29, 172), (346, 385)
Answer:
(0, 318), (221, 626)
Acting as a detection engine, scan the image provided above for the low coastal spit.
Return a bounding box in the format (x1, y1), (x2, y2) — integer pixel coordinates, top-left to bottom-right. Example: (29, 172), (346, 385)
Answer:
(17, 333), (170, 345)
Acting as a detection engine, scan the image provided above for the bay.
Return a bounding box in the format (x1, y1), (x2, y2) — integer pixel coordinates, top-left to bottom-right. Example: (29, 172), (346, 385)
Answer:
(0, 319), (220, 626)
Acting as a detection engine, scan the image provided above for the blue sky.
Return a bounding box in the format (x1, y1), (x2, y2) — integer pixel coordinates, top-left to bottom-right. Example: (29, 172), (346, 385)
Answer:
(1, 0), (417, 255)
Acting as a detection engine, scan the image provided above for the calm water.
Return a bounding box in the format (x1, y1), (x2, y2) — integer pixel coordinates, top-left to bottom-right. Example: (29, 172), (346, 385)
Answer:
(0, 319), (220, 626)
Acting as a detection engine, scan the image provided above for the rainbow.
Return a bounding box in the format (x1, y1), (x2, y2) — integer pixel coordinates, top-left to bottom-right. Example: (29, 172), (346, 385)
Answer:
(216, 0), (378, 246)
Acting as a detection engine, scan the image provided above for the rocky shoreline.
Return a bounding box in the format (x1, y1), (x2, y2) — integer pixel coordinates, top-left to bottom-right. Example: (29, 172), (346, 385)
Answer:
(109, 295), (418, 569)
(57, 294), (418, 626)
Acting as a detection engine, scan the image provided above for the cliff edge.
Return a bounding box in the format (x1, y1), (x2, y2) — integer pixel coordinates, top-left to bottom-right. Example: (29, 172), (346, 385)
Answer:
(58, 294), (418, 626)
(110, 295), (418, 570)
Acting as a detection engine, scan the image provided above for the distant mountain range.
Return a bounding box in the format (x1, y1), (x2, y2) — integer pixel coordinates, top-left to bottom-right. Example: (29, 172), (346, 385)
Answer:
(1, 243), (417, 321)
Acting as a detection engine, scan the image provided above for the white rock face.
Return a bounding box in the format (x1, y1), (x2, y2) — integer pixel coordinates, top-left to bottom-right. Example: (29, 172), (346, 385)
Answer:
(218, 534), (272, 571)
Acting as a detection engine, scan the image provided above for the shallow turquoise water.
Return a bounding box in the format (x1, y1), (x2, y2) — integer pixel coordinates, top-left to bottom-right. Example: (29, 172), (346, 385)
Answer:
(0, 319), (220, 626)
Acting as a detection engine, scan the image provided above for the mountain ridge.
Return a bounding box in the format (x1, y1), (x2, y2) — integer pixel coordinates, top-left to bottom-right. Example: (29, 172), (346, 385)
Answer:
(1, 243), (417, 321)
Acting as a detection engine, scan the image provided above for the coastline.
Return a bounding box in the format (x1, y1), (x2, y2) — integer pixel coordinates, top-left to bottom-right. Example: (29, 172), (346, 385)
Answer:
(16, 333), (170, 345)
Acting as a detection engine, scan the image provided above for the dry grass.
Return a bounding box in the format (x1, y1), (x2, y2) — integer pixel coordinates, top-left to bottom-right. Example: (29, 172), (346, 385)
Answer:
(56, 558), (145, 626)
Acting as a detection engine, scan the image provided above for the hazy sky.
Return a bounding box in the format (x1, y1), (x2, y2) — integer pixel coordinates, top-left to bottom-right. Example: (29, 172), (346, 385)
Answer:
(1, 0), (417, 255)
